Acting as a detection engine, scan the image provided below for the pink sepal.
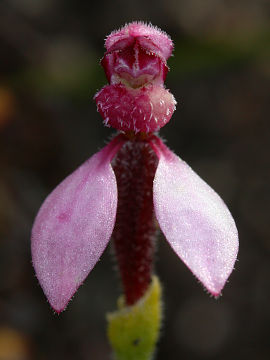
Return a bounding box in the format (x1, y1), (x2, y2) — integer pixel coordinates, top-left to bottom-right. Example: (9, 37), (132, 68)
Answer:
(31, 136), (124, 312)
(151, 138), (238, 295)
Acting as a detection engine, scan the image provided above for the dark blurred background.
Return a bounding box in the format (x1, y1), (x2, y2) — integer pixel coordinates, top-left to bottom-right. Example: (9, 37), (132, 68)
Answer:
(0, 0), (269, 359)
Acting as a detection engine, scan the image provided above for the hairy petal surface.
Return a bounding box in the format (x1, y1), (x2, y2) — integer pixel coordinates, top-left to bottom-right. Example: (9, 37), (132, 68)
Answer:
(95, 84), (176, 133)
(151, 138), (238, 295)
(105, 22), (173, 61)
(31, 136), (124, 312)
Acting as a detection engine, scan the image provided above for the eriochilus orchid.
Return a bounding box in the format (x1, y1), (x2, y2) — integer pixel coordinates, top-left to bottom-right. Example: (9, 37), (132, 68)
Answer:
(31, 22), (238, 360)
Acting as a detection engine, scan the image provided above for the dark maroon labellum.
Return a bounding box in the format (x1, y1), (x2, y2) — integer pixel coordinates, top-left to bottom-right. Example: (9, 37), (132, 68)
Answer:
(112, 137), (158, 305)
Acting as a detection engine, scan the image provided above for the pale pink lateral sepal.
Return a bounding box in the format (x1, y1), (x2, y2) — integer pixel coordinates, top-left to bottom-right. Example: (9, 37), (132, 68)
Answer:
(31, 136), (124, 313)
(151, 138), (238, 296)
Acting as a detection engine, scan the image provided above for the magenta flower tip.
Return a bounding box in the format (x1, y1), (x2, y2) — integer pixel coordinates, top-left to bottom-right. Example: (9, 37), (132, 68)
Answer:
(105, 21), (173, 60)
(95, 22), (176, 133)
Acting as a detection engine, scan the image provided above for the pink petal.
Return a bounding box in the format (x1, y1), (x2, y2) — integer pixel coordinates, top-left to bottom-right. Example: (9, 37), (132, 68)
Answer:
(151, 138), (238, 295)
(95, 84), (176, 133)
(31, 136), (125, 312)
(101, 43), (168, 85)
(105, 22), (173, 61)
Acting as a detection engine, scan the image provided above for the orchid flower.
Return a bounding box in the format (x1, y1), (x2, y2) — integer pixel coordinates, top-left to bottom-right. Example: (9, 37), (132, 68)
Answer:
(32, 21), (238, 328)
